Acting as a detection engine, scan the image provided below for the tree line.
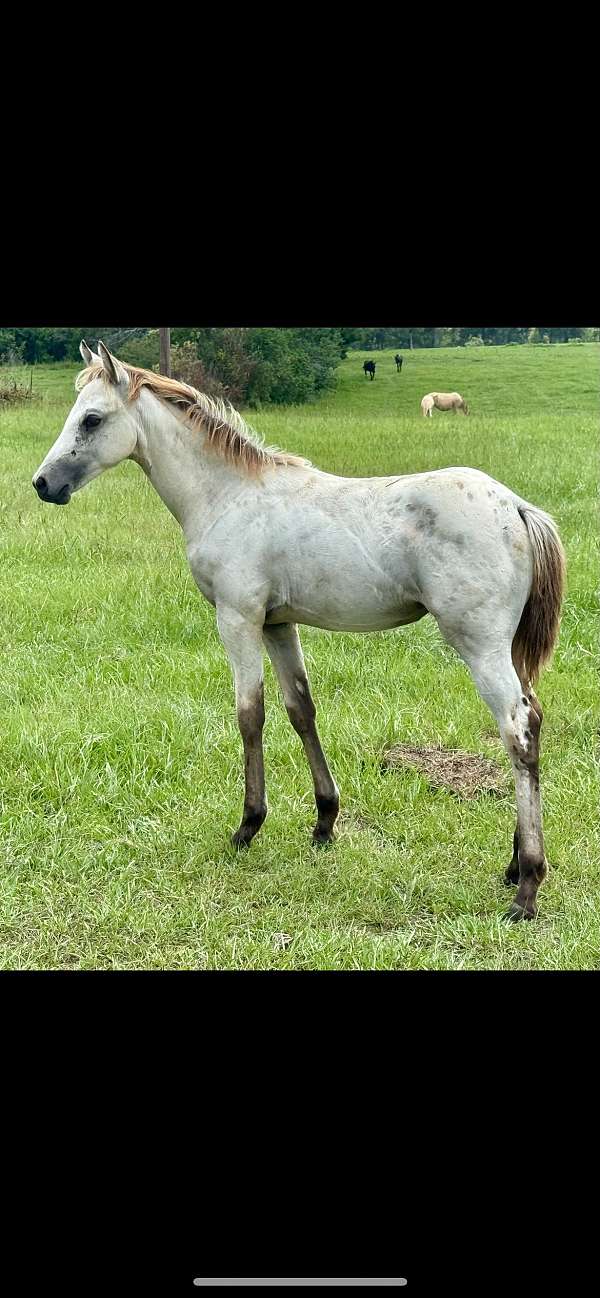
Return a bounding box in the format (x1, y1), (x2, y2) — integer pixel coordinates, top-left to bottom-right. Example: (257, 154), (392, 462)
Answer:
(0, 326), (596, 407)
(345, 327), (597, 350)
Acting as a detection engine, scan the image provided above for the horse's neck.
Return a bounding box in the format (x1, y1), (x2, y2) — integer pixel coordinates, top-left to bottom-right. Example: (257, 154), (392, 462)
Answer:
(132, 392), (235, 534)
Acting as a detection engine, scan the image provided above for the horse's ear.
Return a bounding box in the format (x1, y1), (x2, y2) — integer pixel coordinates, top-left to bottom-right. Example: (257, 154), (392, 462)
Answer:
(97, 341), (127, 386)
(80, 340), (100, 366)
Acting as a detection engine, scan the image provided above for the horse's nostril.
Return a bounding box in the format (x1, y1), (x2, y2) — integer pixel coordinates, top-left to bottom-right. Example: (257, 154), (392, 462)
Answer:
(35, 475), (48, 498)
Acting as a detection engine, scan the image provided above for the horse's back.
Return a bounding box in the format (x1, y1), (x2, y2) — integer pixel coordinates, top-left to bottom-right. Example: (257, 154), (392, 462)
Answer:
(434, 391), (464, 410)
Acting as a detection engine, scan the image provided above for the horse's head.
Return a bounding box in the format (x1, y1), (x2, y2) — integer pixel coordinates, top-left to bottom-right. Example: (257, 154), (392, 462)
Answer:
(32, 341), (140, 505)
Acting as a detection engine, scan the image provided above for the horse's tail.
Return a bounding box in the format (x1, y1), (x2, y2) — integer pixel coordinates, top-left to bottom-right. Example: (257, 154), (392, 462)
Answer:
(512, 502), (566, 686)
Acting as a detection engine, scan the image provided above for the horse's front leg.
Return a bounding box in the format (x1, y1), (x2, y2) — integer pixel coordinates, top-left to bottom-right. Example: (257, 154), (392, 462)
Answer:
(263, 623), (339, 844)
(217, 606), (267, 849)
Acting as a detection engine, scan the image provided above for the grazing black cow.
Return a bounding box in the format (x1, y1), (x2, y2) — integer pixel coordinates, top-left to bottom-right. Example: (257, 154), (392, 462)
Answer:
(394, 354), (403, 372)
(363, 360), (376, 380)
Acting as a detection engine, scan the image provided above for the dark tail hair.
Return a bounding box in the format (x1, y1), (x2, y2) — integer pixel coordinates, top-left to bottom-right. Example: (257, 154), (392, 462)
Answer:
(512, 503), (566, 685)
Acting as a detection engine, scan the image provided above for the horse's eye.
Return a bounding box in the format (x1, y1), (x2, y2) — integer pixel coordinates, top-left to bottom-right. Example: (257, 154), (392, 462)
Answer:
(83, 413), (102, 431)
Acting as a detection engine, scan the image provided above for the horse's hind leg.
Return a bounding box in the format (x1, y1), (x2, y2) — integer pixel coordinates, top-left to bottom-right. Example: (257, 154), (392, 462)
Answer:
(217, 606), (267, 849)
(436, 627), (547, 920)
(504, 686), (544, 891)
(506, 683), (546, 921)
(263, 623), (339, 844)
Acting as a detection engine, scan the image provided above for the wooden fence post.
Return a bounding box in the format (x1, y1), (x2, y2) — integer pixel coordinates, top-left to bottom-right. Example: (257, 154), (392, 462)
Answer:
(159, 328), (171, 377)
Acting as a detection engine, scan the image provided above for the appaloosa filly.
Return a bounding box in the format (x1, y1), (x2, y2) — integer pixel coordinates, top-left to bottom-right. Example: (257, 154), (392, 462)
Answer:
(33, 342), (565, 920)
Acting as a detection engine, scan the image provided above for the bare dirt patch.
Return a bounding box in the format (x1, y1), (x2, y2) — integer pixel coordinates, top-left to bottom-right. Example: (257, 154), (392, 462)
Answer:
(382, 744), (508, 799)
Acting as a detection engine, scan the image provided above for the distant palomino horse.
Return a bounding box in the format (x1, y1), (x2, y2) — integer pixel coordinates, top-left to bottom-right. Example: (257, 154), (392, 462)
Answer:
(421, 391), (469, 417)
(363, 360), (376, 380)
(33, 342), (566, 921)
(394, 355), (403, 372)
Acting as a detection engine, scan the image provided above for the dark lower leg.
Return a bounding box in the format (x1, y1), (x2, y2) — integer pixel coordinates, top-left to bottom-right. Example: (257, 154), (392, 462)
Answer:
(506, 699), (546, 920)
(287, 690), (339, 843)
(263, 625), (339, 843)
(511, 849), (547, 918)
(232, 688), (267, 849)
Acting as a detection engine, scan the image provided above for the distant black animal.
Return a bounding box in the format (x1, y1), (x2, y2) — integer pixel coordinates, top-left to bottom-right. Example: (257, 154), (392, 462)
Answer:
(394, 354), (403, 372)
(363, 360), (376, 380)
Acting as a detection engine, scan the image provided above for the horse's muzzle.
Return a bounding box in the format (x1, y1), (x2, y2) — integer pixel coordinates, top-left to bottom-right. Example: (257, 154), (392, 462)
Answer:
(33, 474), (72, 505)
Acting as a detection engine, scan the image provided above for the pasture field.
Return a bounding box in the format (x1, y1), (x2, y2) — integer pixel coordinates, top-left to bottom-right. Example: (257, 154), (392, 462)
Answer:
(0, 344), (598, 968)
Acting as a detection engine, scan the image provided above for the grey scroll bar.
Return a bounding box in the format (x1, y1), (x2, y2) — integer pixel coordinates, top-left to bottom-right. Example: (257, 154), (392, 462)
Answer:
(193, 1282), (407, 1288)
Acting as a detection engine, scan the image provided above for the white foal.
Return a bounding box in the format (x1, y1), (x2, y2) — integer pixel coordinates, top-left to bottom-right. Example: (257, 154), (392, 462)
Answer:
(32, 342), (565, 920)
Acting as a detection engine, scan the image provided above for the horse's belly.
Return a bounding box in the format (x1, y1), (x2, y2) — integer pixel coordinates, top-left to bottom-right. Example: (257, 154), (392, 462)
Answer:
(301, 605), (427, 632)
(264, 594), (427, 633)
(264, 518), (427, 631)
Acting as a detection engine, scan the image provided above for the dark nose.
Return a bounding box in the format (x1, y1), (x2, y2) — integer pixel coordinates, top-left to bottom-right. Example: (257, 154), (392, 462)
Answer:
(34, 475), (49, 499)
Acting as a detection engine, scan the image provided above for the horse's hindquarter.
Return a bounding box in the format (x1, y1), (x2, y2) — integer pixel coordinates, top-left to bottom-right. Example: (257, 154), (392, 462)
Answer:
(402, 468), (533, 637)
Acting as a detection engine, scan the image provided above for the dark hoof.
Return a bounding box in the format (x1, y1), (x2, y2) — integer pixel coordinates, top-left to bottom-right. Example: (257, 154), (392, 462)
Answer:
(504, 867), (520, 887)
(312, 827), (335, 847)
(503, 902), (536, 923)
(231, 829), (252, 850)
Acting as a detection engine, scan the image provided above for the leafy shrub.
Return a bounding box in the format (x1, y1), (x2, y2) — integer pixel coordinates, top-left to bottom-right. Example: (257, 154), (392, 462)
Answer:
(170, 328), (344, 407)
(169, 342), (228, 401)
(118, 331), (160, 369)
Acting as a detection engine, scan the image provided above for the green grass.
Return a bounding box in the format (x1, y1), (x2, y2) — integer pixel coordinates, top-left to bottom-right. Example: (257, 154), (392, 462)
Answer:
(1, 344), (598, 968)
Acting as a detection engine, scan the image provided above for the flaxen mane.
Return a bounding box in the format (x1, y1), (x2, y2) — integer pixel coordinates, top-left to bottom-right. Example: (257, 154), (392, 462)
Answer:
(76, 363), (310, 475)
